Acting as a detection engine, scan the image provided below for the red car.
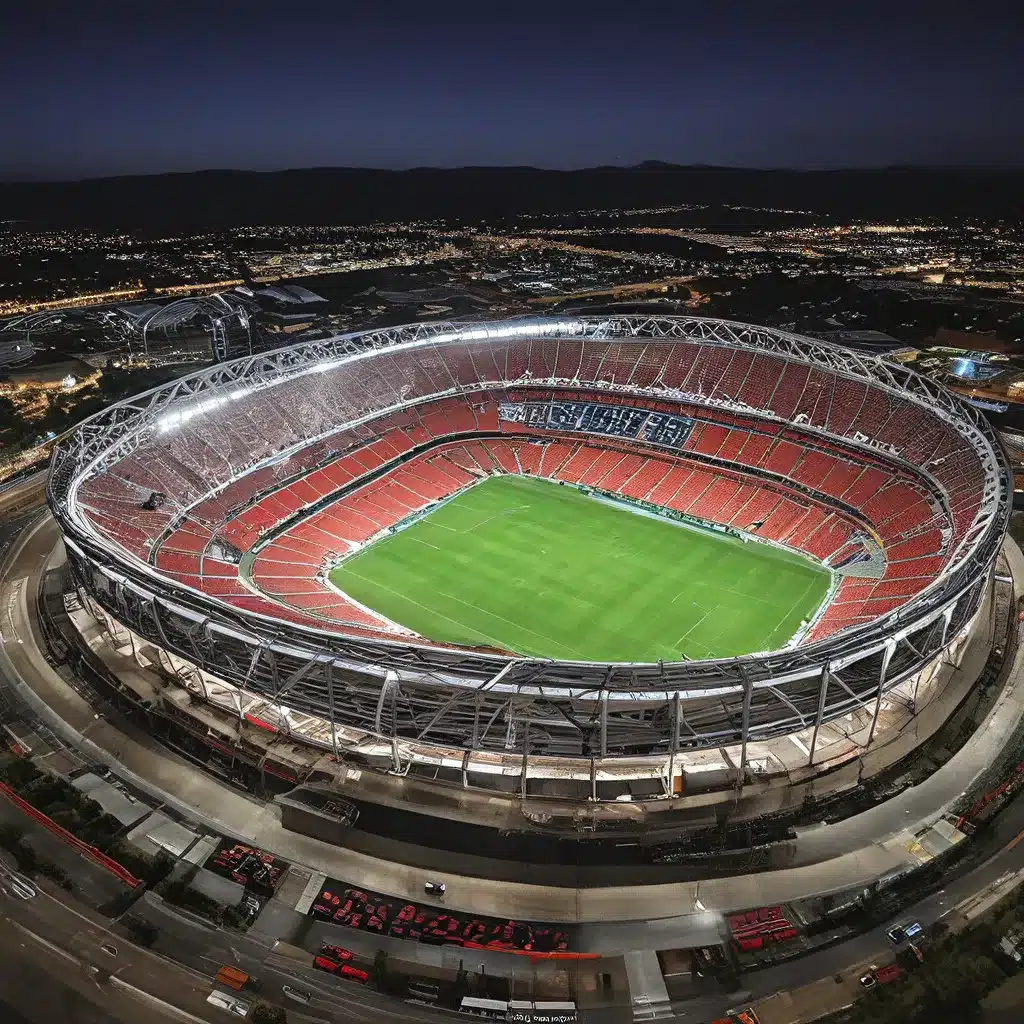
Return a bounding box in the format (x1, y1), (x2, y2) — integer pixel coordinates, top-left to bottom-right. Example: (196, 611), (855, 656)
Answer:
(319, 944), (354, 962)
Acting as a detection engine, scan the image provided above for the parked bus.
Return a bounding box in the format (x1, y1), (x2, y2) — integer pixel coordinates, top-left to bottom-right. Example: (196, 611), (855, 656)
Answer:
(459, 996), (510, 1019)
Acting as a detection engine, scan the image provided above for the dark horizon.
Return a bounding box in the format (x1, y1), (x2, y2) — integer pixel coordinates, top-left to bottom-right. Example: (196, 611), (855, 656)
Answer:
(7, 159), (1024, 188)
(5, 0), (1023, 182)
(4, 164), (1021, 231)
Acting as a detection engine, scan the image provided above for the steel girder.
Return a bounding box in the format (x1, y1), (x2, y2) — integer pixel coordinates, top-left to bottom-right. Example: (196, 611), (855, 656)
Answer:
(67, 541), (986, 757)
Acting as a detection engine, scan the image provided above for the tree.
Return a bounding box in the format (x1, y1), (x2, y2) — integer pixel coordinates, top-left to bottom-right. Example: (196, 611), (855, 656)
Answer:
(372, 949), (389, 988)
(250, 1001), (287, 1024)
(130, 920), (158, 947)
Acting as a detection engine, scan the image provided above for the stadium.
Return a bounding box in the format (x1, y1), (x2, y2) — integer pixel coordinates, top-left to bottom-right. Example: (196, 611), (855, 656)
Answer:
(46, 315), (1013, 842)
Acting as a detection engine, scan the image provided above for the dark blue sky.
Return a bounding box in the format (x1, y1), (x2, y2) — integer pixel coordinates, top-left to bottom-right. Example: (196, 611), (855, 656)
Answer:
(4, 0), (1022, 181)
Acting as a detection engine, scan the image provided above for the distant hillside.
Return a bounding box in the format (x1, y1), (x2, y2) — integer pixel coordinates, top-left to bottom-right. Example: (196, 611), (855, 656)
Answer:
(1, 165), (1021, 229)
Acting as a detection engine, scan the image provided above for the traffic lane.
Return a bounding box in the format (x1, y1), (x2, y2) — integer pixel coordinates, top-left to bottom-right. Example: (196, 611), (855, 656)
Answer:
(747, 819), (1024, 998)
(0, 910), (182, 1024)
(128, 896), (456, 1023)
(133, 893), (281, 975)
(0, 877), (221, 1020)
(260, 958), (451, 1024)
(0, 473), (46, 520)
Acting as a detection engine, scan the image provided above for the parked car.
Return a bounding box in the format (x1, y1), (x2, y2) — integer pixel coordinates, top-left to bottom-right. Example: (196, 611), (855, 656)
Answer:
(319, 943), (354, 962)
(425, 881), (446, 897)
(887, 921), (921, 945)
(874, 964), (904, 985)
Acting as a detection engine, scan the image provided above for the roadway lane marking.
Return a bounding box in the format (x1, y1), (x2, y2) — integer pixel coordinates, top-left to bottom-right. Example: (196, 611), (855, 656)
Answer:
(109, 976), (209, 1024)
(1005, 828), (1024, 852)
(8, 918), (81, 965)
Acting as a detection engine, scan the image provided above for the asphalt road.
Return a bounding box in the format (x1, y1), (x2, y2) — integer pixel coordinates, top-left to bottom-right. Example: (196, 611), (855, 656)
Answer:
(0, 871), (510, 1024)
(0, 904), (177, 1024)
(677, 811), (1024, 1022)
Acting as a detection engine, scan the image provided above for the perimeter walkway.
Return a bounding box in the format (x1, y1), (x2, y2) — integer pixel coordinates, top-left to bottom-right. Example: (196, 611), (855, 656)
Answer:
(3, 509), (1024, 933)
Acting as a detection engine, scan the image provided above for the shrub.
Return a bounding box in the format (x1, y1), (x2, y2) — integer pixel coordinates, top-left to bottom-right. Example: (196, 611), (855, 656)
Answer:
(160, 880), (223, 923)
(0, 823), (25, 848)
(37, 860), (73, 891)
(250, 1000), (287, 1024)
(78, 814), (122, 852)
(147, 851), (175, 887)
(221, 904), (246, 930)
(124, 917), (159, 947)
(22, 775), (72, 811)
(49, 808), (80, 830)
(0, 759), (42, 791)
(105, 841), (157, 881)
(2, 837), (38, 874)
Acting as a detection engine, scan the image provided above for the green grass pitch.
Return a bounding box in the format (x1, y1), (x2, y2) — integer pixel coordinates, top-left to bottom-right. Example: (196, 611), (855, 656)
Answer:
(328, 475), (831, 662)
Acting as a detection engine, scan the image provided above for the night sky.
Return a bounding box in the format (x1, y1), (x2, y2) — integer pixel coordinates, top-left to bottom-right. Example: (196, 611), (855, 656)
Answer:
(4, 0), (1022, 182)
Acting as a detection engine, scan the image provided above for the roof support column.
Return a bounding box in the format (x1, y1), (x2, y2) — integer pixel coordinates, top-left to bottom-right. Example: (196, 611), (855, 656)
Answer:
(668, 692), (681, 796)
(866, 640), (896, 749)
(737, 668), (753, 790)
(600, 692), (609, 760)
(325, 661), (339, 760)
(520, 722), (530, 800)
(807, 664), (830, 767)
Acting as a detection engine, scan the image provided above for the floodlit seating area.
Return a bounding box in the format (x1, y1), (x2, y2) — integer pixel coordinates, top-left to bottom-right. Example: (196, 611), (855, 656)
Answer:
(76, 335), (989, 650)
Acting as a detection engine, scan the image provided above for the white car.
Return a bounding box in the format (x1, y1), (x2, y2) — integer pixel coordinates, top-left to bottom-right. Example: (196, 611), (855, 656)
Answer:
(207, 991), (251, 1017)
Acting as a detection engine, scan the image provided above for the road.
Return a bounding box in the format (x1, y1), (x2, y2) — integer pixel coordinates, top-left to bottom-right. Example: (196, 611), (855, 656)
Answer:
(675, 819), (1024, 1023)
(0, 916), (132, 1024)
(0, 869), (500, 1024)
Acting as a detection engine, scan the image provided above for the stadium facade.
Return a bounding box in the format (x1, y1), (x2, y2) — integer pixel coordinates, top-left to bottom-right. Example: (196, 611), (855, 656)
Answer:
(47, 316), (1012, 821)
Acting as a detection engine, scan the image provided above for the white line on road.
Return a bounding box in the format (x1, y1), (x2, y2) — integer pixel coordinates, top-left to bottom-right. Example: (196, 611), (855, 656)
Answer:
(8, 919), (81, 965)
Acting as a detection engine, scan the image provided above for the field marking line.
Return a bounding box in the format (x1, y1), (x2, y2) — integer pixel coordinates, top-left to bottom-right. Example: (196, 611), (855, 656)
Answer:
(465, 505), (532, 532)
(428, 585), (588, 658)
(675, 605), (716, 650)
(336, 565), (585, 658)
(425, 521), (461, 533)
(764, 577), (822, 649)
(341, 537), (595, 661)
(333, 567), (516, 651)
(677, 576), (782, 608)
(405, 535), (442, 552)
